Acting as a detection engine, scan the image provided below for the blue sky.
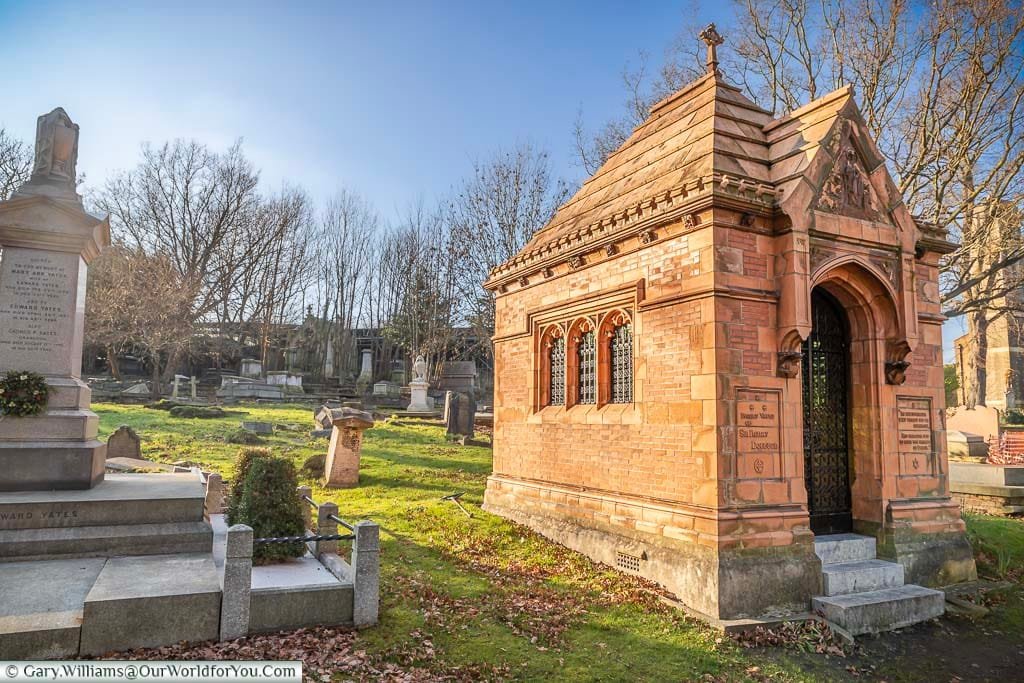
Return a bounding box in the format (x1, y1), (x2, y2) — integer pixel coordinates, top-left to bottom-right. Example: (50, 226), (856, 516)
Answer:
(0, 0), (963, 358)
(0, 1), (723, 214)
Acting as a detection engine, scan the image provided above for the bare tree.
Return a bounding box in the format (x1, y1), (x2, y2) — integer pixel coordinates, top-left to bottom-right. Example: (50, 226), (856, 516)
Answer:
(0, 128), (32, 200)
(575, 0), (1024, 406)
(85, 245), (194, 397)
(447, 144), (568, 356)
(306, 189), (378, 381)
(93, 139), (262, 378)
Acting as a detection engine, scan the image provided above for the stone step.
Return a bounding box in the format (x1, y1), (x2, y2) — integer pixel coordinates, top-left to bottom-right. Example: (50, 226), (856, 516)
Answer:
(0, 472), (206, 528)
(813, 533), (876, 565)
(0, 557), (106, 659)
(821, 559), (905, 596)
(0, 521), (213, 561)
(79, 553), (222, 656)
(812, 584), (945, 636)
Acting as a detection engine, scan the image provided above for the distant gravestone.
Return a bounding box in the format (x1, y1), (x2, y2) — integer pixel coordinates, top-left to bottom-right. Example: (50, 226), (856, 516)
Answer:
(106, 425), (141, 460)
(240, 421), (273, 435)
(444, 391), (476, 439)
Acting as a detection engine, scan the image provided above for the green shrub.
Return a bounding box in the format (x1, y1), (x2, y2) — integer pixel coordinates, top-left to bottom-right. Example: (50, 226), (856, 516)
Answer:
(1004, 410), (1024, 425)
(169, 405), (226, 419)
(224, 428), (265, 445)
(145, 399), (183, 411)
(226, 447), (270, 524)
(235, 456), (306, 563)
(301, 453), (326, 476)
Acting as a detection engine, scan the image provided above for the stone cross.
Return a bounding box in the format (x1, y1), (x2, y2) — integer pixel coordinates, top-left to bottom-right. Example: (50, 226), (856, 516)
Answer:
(699, 23), (725, 74)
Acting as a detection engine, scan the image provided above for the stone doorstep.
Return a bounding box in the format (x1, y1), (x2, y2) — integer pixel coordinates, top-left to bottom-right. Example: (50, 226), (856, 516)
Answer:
(821, 559), (905, 596)
(813, 533), (877, 565)
(811, 584), (945, 636)
(0, 520), (213, 561)
(0, 473), (206, 529)
(79, 553), (222, 656)
(0, 557), (106, 659)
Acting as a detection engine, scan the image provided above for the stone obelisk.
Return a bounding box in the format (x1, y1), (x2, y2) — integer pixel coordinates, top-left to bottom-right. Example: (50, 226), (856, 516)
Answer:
(0, 108), (111, 490)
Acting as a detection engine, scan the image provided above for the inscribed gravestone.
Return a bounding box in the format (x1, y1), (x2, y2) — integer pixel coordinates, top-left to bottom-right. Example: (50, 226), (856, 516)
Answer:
(106, 425), (141, 460)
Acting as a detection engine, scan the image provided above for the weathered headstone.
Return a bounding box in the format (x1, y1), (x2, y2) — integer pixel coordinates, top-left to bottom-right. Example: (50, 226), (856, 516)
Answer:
(444, 391), (476, 439)
(240, 421), (273, 435)
(324, 408), (374, 488)
(0, 108), (110, 491)
(356, 348), (373, 393)
(437, 361), (477, 396)
(239, 358), (262, 379)
(106, 425), (141, 460)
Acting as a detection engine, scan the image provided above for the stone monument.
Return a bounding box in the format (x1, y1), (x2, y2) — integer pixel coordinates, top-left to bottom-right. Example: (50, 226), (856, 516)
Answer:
(0, 107), (111, 490)
(356, 348), (373, 393)
(324, 407), (374, 487)
(444, 391), (476, 439)
(406, 355), (431, 412)
(106, 425), (142, 460)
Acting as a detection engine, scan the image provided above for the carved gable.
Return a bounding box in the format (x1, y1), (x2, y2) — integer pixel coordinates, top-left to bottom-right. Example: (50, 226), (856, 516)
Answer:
(814, 122), (886, 223)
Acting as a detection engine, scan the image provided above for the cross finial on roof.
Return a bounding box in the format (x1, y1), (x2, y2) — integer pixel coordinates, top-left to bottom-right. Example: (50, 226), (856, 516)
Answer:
(699, 23), (725, 75)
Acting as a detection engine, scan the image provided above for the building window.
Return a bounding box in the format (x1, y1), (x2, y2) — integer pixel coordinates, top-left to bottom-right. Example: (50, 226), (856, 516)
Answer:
(610, 323), (633, 403)
(578, 329), (597, 404)
(549, 335), (566, 406)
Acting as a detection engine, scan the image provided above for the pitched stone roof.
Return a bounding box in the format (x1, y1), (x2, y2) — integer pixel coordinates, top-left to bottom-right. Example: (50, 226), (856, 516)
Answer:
(524, 71), (773, 252)
(486, 70), (945, 287)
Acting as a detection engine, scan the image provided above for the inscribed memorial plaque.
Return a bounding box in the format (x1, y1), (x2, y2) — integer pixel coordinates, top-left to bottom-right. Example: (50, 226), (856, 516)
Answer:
(736, 388), (781, 478)
(897, 396), (933, 474)
(0, 247), (79, 375)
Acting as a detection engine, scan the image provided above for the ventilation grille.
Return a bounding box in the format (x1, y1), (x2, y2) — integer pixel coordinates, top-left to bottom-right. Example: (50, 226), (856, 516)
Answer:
(615, 550), (642, 573)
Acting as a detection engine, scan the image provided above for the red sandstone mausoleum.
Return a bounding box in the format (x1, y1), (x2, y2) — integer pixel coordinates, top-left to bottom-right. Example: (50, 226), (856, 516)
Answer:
(483, 31), (975, 630)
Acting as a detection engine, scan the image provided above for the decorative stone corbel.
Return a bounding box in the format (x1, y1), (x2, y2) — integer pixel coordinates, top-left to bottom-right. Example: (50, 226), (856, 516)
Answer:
(777, 351), (802, 378)
(885, 340), (912, 385)
(518, 276), (529, 287)
(885, 360), (911, 385)
(567, 255), (585, 270)
(604, 243), (618, 256)
(639, 229), (657, 245)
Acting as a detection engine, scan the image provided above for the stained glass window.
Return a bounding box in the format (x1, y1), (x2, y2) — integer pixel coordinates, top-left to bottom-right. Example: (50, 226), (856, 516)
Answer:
(610, 324), (633, 403)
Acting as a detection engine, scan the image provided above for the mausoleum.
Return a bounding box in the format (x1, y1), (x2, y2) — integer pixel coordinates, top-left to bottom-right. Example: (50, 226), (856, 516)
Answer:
(483, 29), (975, 632)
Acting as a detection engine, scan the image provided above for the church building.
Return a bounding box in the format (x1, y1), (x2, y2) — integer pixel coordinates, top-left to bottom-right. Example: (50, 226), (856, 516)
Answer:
(483, 29), (975, 632)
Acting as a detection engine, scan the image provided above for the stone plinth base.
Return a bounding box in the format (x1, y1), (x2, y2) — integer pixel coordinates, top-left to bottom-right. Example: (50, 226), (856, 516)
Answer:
(952, 482), (1024, 516)
(0, 440), (105, 491)
(869, 498), (978, 586)
(483, 475), (821, 621)
(407, 380), (431, 412)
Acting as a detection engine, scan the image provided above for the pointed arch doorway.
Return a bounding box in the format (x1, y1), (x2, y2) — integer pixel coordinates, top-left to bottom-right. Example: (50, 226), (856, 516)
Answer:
(802, 289), (854, 534)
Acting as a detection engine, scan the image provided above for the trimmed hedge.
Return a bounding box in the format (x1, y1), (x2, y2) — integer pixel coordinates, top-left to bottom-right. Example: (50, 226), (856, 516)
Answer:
(226, 447), (270, 524)
(236, 456), (307, 563)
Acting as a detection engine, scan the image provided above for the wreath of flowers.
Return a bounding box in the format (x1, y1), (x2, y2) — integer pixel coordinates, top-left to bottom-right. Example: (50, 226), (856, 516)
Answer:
(0, 371), (51, 417)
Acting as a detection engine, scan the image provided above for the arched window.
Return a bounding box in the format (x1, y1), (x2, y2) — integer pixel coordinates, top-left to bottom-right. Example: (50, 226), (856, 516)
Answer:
(577, 328), (597, 404)
(549, 334), (566, 406)
(610, 322), (633, 403)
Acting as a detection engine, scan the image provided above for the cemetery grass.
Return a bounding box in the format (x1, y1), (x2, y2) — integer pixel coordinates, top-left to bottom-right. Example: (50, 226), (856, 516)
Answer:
(95, 403), (1024, 682)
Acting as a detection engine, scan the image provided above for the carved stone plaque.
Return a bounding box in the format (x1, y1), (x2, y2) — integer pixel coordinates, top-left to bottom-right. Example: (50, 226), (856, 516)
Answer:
(736, 388), (782, 478)
(0, 248), (79, 375)
(897, 397), (933, 474)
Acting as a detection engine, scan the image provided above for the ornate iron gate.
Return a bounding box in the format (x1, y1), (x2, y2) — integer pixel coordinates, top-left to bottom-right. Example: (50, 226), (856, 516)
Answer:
(801, 289), (853, 534)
